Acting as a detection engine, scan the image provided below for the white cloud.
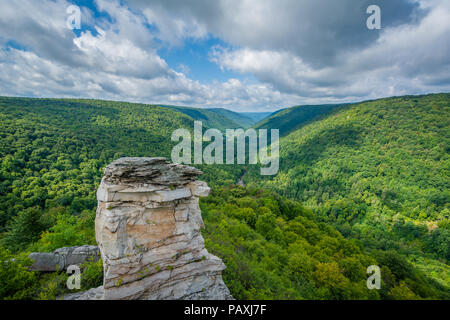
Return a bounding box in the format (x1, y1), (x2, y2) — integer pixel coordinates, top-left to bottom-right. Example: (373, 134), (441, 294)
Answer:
(0, 0), (449, 112)
(211, 0), (450, 100)
(0, 0), (303, 111)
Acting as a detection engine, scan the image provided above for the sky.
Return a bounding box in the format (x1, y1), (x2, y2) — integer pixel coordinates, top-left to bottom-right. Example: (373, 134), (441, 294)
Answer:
(0, 0), (449, 112)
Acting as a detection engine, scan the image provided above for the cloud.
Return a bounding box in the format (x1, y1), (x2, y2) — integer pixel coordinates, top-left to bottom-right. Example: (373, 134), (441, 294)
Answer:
(128, 0), (425, 66)
(0, 0), (448, 112)
(0, 0), (293, 111)
(210, 0), (450, 99)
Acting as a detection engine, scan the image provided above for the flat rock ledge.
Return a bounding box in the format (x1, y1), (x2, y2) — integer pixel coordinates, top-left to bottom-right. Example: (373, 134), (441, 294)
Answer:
(29, 245), (100, 272)
(66, 157), (232, 300)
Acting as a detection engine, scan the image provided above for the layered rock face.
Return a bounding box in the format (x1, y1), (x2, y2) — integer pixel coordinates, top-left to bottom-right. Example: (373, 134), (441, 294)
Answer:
(95, 157), (232, 300)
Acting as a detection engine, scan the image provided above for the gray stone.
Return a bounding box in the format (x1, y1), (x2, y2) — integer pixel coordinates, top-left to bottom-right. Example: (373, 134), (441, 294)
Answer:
(102, 157), (202, 186)
(63, 157), (232, 300)
(28, 252), (63, 272)
(63, 286), (104, 300)
(28, 245), (100, 272)
(94, 157), (232, 300)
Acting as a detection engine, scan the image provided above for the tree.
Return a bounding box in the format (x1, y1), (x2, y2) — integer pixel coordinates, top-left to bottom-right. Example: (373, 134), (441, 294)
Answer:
(255, 210), (276, 239)
(389, 282), (420, 300)
(2, 207), (52, 252)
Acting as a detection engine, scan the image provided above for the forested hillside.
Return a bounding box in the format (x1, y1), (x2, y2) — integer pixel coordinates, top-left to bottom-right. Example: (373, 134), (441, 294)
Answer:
(0, 97), (240, 242)
(161, 105), (269, 129)
(159, 105), (244, 130)
(0, 96), (246, 299)
(202, 186), (448, 299)
(0, 94), (448, 300)
(254, 103), (344, 136)
(240, 112), (273, 124)
(245, 94), (450, 280)
(206, 108), (256, 128)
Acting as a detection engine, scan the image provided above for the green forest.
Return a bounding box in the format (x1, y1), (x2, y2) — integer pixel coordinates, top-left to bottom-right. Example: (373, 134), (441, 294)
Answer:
(246, 94), (450, 287)
(0, 94), (448, 300)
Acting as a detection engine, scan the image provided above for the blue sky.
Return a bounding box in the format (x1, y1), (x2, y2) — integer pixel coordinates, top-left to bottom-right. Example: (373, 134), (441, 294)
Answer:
(65, 0), (247, 85)
(158, 37), (251, 84)
(0, 0), (449, 112)
(71, 0), (252, 84)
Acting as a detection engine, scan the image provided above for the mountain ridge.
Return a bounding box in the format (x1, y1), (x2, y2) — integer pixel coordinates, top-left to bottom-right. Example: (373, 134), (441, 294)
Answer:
(0, 93), (448, 300)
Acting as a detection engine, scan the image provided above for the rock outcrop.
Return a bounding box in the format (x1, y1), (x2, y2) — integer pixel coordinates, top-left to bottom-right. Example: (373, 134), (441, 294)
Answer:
(63, 286), (104, 300)
(92, 157), (232, 300)
(29, 245), (100, 272)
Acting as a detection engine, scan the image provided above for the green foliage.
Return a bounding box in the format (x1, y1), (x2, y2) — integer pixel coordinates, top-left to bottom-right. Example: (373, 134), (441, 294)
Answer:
(80, 258), (103, 290)
(33, 258), (103, 300)
(254, 103), (343, 136)
(30, 210), (96, 252)
(373, 250), (449, 299)
(202, 186), (449, 300)
(35, 271), (70, 300)
(202, 186), (381, 299)
(0, 97), (193, 233)
(388, 282), (420, 300)
(0, 94), (448, 300)
(2, 207), (54, 252)
(206, 108), (259, 128)
(162, 105), (244, 130)
(0, 97), (242, 240)
(424, 228), (450, 261)
(0, 246), (36, 299)
(410, 255), (450, 289)
(247, 94), (450, 264)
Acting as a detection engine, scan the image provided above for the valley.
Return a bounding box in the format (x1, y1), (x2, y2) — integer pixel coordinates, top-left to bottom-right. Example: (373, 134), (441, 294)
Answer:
(0, 94), (448, 300)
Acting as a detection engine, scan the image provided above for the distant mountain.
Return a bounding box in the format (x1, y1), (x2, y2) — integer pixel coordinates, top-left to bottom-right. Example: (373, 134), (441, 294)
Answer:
(160, 105), (274, 129)
(254, 104), (345, 136)
(206, 108), (255, 128)
(239, 112), (273, 125)
(158, 105), (242, 131)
